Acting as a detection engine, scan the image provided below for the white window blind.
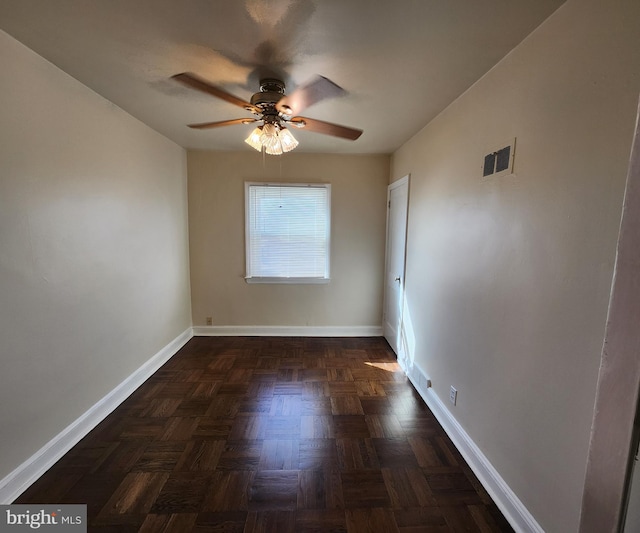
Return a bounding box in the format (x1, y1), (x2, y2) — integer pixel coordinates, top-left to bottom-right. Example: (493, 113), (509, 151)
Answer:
(245, 183), (331, 283)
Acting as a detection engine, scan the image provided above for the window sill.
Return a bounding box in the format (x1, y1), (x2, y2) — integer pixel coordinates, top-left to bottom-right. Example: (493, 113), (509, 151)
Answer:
(245, 277), (330, 285)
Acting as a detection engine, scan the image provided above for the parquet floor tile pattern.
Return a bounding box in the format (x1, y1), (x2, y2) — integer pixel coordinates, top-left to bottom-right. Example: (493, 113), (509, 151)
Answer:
(16, 337), (513, 532)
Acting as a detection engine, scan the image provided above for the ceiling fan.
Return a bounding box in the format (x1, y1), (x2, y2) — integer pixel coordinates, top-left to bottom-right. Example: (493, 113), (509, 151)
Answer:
(172, 72), (363, 155)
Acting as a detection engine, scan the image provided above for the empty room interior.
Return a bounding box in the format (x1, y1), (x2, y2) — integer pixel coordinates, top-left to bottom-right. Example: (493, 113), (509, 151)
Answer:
(1, 1), (640, 531)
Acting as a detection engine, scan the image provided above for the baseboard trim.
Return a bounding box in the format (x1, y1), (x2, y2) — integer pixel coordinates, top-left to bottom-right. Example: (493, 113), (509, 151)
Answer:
(402, 362), (543, 533)
(192, 325), (383, 337)
(0, 327), (194, 504)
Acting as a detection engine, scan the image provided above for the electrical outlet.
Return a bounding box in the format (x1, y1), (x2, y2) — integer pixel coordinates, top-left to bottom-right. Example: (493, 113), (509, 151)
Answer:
(449, 386), (457, 406)
(205, 317), (213, 326)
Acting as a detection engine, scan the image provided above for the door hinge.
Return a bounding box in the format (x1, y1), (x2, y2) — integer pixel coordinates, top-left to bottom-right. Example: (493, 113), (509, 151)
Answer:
(388, 200), (391, 208)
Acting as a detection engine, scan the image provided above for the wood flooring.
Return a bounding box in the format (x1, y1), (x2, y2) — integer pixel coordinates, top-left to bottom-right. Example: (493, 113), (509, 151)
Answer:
(16, 336), (513, 532)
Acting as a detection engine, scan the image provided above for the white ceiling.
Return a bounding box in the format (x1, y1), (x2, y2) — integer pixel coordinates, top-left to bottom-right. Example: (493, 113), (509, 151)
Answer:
(0, 0), (565, 154)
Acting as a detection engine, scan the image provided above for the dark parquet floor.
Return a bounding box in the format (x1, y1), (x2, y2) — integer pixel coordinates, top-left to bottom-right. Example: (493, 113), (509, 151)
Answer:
(16, 336), (513, 532)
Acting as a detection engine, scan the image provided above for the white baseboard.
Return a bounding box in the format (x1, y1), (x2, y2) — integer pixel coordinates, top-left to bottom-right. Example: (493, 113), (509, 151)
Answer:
(402, 361), (543, 533)
(0, 327), (193, 504)
(192, 325), (383, 337)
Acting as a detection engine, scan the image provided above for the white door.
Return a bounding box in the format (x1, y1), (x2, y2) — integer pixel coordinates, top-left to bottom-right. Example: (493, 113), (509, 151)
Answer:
(383, 175), (409, 356)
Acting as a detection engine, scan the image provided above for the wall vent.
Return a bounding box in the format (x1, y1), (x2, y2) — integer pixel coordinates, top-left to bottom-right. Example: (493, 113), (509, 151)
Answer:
(482, 138), (516, 178)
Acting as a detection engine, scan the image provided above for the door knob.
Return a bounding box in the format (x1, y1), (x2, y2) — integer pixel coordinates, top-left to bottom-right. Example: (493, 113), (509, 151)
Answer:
(395, 277), (401, 282)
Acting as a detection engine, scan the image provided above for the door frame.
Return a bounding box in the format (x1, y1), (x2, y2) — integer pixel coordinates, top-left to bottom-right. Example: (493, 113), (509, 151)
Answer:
(579, 96), (640, 531)
(382, 174), (410, 358)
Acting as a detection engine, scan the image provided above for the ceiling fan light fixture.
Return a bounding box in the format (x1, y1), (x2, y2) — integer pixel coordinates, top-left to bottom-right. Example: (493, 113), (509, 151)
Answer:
(265, 144), (283, 156)
(244, 126), (263, 151)
(260, 123), (283, 155)
(279, 127), (299, 153)
(245, 123), (297, 155)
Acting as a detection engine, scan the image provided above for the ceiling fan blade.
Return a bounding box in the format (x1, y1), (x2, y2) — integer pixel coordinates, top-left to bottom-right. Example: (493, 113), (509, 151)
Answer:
(276, 75), (345, 116)
(172, 73), (260, 114)
(188, 118), (258, 129)
(289, 116), (363, 140)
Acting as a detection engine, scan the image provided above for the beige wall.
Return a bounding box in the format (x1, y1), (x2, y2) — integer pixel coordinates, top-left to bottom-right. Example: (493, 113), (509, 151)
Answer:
(391, 0), (640, 530)
(188, 151), (389, 329)
(0, 31), (192, 482)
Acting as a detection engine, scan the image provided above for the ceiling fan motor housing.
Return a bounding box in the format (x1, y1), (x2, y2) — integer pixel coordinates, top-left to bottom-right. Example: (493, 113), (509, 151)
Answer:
(250, 79), (286, 120)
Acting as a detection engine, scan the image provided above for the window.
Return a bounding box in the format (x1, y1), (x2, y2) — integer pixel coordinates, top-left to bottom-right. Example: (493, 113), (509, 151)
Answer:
(245, 182), (331, 283)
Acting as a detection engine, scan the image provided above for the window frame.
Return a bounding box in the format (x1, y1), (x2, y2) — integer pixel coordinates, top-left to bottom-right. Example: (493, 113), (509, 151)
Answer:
(244, 181), (331, 284)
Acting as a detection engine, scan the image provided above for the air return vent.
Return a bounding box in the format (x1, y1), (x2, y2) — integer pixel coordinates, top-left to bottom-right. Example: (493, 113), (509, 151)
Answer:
(482, 138), (516, 178)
